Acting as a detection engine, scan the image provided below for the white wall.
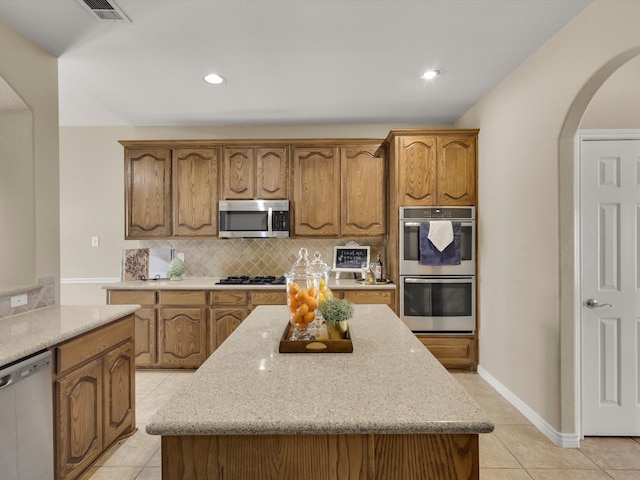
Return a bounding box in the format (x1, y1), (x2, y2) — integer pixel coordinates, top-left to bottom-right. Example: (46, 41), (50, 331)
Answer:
(456, 0), (640, 436)
(0, 21), (59, 297)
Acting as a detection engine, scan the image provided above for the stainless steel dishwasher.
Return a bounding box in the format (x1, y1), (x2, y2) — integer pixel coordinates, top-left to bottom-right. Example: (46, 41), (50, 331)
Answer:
(0, 350), (54, 480)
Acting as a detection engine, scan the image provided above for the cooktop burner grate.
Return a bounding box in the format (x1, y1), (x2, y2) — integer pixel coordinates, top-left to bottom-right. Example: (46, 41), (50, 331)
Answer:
(216, 275), (285, 285)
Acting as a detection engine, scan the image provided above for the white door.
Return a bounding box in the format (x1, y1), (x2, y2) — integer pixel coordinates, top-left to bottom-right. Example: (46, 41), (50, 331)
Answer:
(581, 136), (640, 435)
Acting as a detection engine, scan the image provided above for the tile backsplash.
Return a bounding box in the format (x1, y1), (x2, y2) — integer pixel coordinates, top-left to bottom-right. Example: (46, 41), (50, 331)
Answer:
(0, 276), (56, 318)
(143, 238), (386, 278)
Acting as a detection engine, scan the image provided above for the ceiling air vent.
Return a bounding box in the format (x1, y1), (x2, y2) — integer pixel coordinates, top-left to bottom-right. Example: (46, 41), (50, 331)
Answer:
(78, 0), (131, 22)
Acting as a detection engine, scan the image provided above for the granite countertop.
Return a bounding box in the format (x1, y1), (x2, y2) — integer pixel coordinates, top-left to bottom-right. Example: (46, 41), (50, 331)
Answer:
(102, 277), (395, 291)
(146, 304), (493, 437)
(0, 305), (140, 366)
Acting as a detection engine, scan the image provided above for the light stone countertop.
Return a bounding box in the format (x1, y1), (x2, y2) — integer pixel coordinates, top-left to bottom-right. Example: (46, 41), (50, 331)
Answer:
(102, 277), (395, 291)
(146, 304), (493, 436)
(0, 305), (140, 367)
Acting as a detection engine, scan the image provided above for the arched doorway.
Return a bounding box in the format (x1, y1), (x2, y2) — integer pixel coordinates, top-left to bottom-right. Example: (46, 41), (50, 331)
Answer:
(558, 46), (640, 437)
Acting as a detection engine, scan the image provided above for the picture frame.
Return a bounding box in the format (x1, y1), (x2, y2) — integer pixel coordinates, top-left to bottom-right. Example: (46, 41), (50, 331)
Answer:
(332, 245), (370, 275)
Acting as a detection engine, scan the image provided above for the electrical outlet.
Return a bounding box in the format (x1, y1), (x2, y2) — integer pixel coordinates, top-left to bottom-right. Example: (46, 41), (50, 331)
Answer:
(10, 293), (28, 308)
(91, 236), (99, 247)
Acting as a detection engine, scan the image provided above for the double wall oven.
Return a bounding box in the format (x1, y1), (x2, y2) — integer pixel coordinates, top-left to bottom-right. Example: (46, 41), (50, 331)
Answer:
(399, 206), (476, 334)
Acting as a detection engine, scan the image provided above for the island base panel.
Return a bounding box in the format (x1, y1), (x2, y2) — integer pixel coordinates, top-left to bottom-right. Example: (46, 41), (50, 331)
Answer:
(161, 433), (478, 480)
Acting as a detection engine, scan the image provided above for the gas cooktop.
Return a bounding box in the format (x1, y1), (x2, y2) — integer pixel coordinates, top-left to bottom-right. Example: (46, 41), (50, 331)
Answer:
(216, 275), (286, 285)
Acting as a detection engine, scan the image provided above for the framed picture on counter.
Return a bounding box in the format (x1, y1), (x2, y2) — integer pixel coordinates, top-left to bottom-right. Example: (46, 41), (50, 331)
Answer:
(332, 245), (370, 277)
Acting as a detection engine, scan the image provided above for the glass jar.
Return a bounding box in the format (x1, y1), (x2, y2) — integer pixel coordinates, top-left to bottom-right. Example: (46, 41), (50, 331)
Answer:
(310, 252), (333, 330)
(284, 248), (319, 340)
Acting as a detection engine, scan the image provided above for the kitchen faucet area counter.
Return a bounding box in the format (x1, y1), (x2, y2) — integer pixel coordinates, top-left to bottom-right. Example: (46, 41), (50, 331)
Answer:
(147, 304), (493, 479)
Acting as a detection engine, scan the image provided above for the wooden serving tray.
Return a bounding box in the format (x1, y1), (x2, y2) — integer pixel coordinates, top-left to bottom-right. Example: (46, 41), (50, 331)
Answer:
(279, 321), (353, 353)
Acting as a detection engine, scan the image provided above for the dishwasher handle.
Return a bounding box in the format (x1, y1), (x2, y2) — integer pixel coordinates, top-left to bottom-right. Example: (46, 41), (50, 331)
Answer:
(0, 373), (14, 391)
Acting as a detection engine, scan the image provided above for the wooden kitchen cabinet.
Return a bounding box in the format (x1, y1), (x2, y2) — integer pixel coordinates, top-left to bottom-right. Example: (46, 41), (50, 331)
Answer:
(222, 145), (289, 200)
(53, 315), (135, 480)
(332, 288), (395, 312)
(437, 135), (476, 205)
(293, 143), (387, 237)
(292, 146), (341, 236)
(388, 131), (477, 206)
(107, 290), (157, 367)
(56, 357), (103, 480)
(210, 291), (250, 350)
(158, 291), (208, 368)
(341, 144), (386, 236)
(172, 148), (219, 236)
(125, 148), (172, 238)
(107, 289), (208, 369)
(416, 335), (477, 371)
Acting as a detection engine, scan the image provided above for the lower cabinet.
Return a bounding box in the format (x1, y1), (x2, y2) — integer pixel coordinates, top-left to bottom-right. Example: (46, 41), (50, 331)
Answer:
(415, 335), (477, 371)
(333, 289), (395, 310)
(107, 287), (396, 365)
(108, 290), (208, 368)
(158, 291), (208, 368)
(53, 315), (135, 480)
(210, 291), (250, 350)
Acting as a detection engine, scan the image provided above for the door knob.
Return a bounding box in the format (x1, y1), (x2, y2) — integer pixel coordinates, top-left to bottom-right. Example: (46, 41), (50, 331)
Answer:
(585, 298), (612, 309)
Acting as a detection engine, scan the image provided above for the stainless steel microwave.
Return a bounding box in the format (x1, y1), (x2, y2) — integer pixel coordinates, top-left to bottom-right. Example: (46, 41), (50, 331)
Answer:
(218, 200), (290, 238)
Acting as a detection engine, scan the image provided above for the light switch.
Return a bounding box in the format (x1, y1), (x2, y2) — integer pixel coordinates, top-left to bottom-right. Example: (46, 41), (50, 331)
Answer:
(91, 236), (99, 247)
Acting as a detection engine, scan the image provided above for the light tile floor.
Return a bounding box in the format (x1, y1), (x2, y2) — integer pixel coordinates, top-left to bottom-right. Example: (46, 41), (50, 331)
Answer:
(82, 370), (640, 480)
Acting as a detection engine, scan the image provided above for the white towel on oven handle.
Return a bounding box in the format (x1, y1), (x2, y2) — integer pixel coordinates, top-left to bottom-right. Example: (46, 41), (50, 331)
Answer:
(427, 221), (454, 252)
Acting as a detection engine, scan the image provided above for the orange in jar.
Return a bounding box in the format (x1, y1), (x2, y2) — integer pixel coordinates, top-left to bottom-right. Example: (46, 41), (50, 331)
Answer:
(288, 283), (300, 295)
(303, 311), (315, 323)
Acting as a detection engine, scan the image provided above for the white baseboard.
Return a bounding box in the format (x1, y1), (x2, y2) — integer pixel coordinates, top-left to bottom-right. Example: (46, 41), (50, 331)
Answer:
(477, 366), (580, 448)
(60, 277), (120, 284)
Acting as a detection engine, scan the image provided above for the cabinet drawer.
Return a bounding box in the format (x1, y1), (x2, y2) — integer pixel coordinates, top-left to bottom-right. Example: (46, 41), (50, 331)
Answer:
(159, 290), (207, 305)
(211, 291), (249, 306)
(252, 291), (286, 305)
(342, 290), (393, 305)
(416, 335), (476, 371)
(109, 290), (156, 305)
(55, 315), (134, 375)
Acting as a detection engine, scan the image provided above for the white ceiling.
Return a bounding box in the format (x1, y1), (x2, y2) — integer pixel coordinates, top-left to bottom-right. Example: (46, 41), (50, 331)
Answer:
(0, 0), (592, 127)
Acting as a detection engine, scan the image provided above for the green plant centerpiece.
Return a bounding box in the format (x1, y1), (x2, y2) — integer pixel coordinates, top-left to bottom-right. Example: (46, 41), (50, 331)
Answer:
(319, 297), (353, 339)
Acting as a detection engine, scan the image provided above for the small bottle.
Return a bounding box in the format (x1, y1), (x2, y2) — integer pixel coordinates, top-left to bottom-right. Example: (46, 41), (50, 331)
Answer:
(375, 253), (383, 282)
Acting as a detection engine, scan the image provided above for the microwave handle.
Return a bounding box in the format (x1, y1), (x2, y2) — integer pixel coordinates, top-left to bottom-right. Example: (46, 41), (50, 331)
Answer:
(268, 207), (273, 235)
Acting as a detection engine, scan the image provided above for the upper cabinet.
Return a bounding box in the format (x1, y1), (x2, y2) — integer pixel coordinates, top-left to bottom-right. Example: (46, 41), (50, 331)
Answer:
(437, 135), (476, 205)
(125, 148), (172, 238)
(292, 147), (341, 236)
(388, 131), (477, 206)
(173, 148), (219, 236)
(341, 144), (386, 236)
(292, 143), (387, 237)
(222, 145), (289, 200)
(124, 145), (219, 239)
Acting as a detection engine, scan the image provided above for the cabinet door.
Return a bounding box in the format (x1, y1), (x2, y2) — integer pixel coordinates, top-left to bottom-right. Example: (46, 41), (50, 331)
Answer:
(212, 308), (249, 348)
(341, 145), (386, 236)
(256, 146), (289, 199)
(56, 357), (103, 480)
(103, 341), (135, 446)
(398, 136), (437, 206)
(223, 147), (255, 199)
(133, 307), (157, 367)
(173, 148), (219, 236)
(437, 135), (477, 205)
(125, 148), (171, 238)
(292, 147), (340, 236)
(158, 307), (208, 368)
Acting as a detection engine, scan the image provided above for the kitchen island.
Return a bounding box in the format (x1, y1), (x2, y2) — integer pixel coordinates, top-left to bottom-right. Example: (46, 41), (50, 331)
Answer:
(146, 304), (493, 480)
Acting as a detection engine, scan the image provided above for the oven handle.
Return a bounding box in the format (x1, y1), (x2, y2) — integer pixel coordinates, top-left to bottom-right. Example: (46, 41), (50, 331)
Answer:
(401, 221), (474, 227)
(404, 277), (474, 284)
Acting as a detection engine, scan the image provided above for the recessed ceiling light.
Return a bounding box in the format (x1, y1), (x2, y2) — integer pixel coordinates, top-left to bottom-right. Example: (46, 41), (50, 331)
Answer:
(420, 69), (443, 80)
(203, 73), (226, 85)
